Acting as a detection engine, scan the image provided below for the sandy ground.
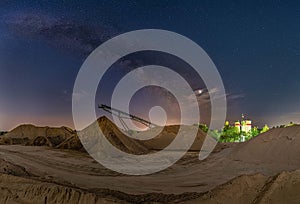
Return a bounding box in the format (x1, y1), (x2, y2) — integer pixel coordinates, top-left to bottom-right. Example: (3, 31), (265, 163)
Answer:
(0, 142), (298, 203)
(0, 145), (234, 194)
(0, 122), (300, 203)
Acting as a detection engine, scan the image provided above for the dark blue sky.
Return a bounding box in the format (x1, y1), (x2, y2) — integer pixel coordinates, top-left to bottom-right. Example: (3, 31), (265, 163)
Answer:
(0, 0), (300, 130)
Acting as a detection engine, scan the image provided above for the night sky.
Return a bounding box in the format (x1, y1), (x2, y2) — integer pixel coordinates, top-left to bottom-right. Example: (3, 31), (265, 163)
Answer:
(0, 0), (300, 130)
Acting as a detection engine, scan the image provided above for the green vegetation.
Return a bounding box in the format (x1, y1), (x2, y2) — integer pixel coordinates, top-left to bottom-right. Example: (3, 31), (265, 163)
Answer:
(199, 121), (299, 143)
(198, 122), (271, 143)
(285, 122), (295, 127)
(273, 122), (297, 129)
(261, 124), (270, 133)
(198, 123), (208, 133)
(219, 125), (241, 142)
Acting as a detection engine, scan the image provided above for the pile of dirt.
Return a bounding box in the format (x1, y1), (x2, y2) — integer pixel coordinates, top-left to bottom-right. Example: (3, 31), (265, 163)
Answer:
(0, 117), (152, 154)
(229, 125), (300, 169)
(79, 116), (149, 155)
(78, 116), (214, 155)
(0, 117), (216, 154)
(134, 125), (215, 151)
(0, 124), (77, 148)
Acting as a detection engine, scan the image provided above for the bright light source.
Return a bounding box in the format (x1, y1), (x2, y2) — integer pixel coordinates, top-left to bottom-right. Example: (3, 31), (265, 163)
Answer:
(197, 89), (203, 94)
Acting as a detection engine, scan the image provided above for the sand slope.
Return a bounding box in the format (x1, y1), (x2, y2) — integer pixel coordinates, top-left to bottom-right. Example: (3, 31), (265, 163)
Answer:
(0, 158), (30, 177)
(79, 117), (217, 154)
(230, 125), (300, 170)
(134, 125), (215, 151)
(0, 173), (123, 204)
(79, 116), (149, 155)
(187, 169), (300, 204)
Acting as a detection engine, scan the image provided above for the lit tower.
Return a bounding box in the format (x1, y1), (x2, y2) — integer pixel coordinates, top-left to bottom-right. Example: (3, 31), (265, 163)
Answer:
(234, 121), (241, 132)
(234, 114), (252, 133)
(241, 114), (252, 133)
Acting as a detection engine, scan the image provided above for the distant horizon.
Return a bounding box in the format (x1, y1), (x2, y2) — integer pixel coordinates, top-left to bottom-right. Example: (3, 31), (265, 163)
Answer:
(2, 114), (298, 132)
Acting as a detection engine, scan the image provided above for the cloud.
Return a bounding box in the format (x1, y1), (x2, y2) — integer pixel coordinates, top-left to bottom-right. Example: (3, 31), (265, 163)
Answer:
(227, 93), (245, 100)
(4, 12), (118, 57)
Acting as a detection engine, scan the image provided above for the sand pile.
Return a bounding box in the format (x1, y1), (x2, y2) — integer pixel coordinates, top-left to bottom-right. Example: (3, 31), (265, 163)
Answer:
(79, 116), (149, 155)
(0, 124), (76, 148)
(79, 117), (214, 154)
(229, 125), (300, 169)
(0, 117), (151, 153)
(134, 125), (215, 151)
(0, 117), (215, 154)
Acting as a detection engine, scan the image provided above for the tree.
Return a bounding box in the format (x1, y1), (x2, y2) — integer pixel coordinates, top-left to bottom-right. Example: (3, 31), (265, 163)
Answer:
(261, 124), (269, 133)
(250, 126), (259, 137)
(220, 126), (240, 142)
(199, 123), (208, 133)
(208, 129), (221, 141)
(286, 122), (294, 127)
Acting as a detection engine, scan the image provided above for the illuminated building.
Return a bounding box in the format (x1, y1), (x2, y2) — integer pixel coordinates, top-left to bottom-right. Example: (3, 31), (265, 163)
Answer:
(234, 121), (241, 132)
(235, 114), (252, 133)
